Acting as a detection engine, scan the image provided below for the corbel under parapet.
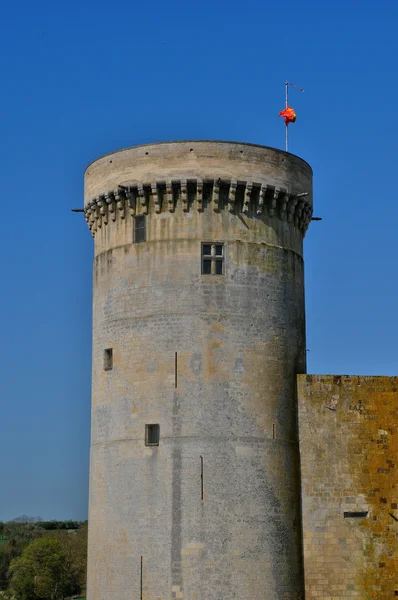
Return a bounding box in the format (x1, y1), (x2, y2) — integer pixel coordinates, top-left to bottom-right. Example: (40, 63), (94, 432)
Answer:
(257, 185), (265, 215)
(196, 179), (203, 212)
(115, 190), (125, 219)
(287, 195), (298, 223)
(228, 181), (237, 213)
(278, 190), (288, 220)
(181, 180), (188, 212)
(93, 201), (101, 229)
(243, 183), (252, 214)
(212, 179), (220, 212)
(166, 181), (174, 213)
(269, 189), (278, 217)
(97, 196), (108, 225)
(105, 192), (116, 222)
(295, 200), (304, 227)
(151, 183), (161, 214)
(125, 189), (136, 216)
(85, 178), (313, 237)
(137, 186), (147, 215)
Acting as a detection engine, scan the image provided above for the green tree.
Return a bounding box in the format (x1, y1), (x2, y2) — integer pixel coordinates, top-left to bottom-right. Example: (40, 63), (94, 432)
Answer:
(9, 537), (69, 600)
(0, 520), (45, 591)
(38, 521), (85, 531)
(0, 539), (28, 590)
(3, 521), (42, 544)
(8, 527), (87, 600)
(56, 525), (87, 596)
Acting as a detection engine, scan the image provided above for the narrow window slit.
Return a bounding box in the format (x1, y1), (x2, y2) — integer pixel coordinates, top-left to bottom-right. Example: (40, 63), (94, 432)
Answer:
(272, 424), (276, 439)
(344, 511), (368, 519)
(200, 456), (204, 500)
(140, 556), (143, 600)
(175, 352), (178, 388)
(133, 214), (146, 243)
(104, 348), (113, 371)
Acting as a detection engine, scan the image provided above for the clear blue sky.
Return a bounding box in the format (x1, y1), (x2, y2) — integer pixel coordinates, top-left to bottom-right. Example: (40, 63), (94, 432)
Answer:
(0, 0), (397, 521)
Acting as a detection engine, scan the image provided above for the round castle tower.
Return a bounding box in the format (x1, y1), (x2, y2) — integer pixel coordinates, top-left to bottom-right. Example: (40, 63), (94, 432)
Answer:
(84, 141), (313, 600)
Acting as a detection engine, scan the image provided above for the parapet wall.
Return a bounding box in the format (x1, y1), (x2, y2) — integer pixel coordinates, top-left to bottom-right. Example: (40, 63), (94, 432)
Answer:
(298, 375), (398, 599)
(83, 141), (313, 238)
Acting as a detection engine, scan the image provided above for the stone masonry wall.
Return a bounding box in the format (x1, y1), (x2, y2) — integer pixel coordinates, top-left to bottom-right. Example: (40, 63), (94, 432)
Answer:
(298, 375), (398, 599)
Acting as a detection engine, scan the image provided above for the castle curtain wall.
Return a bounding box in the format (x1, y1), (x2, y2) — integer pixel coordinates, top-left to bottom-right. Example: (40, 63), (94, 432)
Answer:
(298, 374), (398, 599)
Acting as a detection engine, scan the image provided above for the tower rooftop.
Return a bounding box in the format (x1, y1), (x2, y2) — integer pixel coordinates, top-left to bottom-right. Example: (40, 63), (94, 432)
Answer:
(85, 140), (312, 172)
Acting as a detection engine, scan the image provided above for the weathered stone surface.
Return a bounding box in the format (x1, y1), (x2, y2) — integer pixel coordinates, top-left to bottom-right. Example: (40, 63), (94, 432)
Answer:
(298, 374), (398, 599)
(86, 141), (313, 600)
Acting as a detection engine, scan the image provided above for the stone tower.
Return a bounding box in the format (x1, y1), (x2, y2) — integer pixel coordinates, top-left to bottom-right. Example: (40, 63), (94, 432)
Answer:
(84, 141), (313, 600)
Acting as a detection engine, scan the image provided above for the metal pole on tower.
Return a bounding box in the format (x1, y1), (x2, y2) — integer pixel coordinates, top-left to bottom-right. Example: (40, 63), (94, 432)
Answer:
(285, 81), (289, 151)
(283, 81), (304, 153)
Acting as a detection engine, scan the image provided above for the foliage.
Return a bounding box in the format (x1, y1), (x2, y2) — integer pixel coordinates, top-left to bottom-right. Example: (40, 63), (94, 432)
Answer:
(0, 520), (46, 591)
(9, 528), (87, 600)
(37, 522), (86, 532)
(56, 525), (87, 595)
(0, 520), (87, 599)
(0, 541), (17, 591)
(0, 538), (38, 591)
(2, 522), (42, 545)
(9, 537), (64, 599)
(0, 590), (15, 599)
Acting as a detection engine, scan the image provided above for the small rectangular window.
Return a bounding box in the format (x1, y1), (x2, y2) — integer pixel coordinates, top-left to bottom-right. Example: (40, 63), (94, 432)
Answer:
(145, 424), (160, 446)
(201, 243), (224, 275)
(344, 511), (368, 519)
(104, 348), (113, 371)
(133, 215), (146, 243)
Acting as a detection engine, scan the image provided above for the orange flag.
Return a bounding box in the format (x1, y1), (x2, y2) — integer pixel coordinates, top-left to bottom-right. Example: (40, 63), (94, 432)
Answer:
(279, 106), (296, 125)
